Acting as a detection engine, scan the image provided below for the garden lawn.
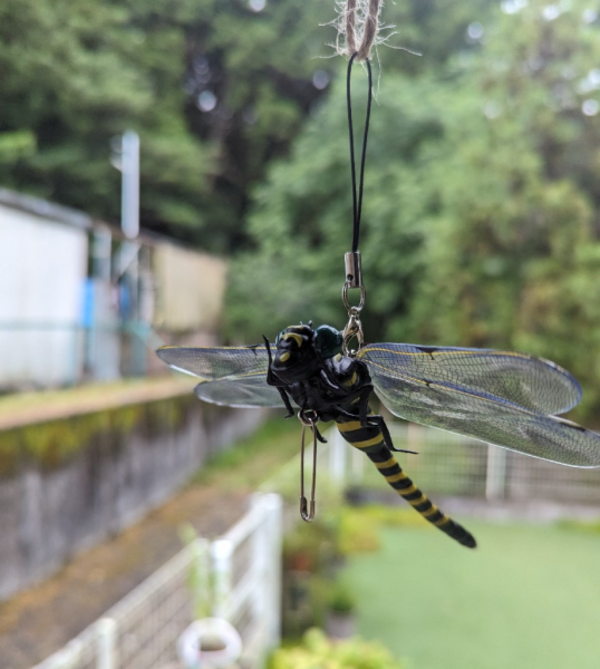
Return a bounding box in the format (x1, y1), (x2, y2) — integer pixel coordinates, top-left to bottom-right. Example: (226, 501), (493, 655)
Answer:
(345, 520), (600, 669)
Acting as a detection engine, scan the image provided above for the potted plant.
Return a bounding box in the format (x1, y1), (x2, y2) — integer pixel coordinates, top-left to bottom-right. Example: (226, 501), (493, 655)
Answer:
(325, 578), (357, 639)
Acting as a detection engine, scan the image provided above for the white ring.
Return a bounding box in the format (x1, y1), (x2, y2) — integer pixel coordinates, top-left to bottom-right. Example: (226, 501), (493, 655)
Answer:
(177, 618), (242, 669)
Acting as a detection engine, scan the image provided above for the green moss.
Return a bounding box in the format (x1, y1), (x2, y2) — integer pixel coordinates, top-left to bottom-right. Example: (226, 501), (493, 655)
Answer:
(0, 429), (21, 477)
(0, 395), (194, 476)
(140, 397), (188, 437)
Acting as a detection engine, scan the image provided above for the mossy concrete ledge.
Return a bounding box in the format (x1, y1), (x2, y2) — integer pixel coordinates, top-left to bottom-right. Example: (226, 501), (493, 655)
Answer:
(0, 378), (266, 601)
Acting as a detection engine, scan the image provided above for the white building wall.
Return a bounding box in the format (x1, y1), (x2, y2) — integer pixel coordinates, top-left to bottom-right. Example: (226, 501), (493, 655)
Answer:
(0, 204), (88, 387)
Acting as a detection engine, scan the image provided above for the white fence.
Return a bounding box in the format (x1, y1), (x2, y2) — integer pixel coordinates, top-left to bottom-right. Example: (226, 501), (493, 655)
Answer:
(32, 493), (282, 669)
(324, 422), (600, 509)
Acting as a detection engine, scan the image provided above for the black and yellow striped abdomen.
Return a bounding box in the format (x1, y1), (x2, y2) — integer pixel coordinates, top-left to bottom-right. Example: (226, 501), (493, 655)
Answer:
(337, 419), (476, 549)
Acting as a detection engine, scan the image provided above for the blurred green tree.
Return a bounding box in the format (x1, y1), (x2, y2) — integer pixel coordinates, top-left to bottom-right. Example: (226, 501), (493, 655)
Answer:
(410, 0), (600, 413)
(0, 0), (333, 251)
(225, 70), (444, 343)
(225, 0), (495, 342)
(226, 0), (600, 416)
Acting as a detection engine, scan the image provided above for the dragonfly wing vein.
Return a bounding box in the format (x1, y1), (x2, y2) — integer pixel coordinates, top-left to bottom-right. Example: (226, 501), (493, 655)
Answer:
(359, 343), (581, 415)
(368, 366), (600, 467)
(194, 373), (283, 408)
(157, 345), (270, 380)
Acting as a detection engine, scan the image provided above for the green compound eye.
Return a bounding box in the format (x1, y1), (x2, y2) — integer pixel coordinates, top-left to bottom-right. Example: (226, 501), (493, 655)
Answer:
(314, 324), (343, 359)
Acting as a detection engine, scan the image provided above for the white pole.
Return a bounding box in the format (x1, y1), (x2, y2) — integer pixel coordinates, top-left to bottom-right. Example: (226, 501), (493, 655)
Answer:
(121, 130), (139, 240)
(96, 618), (117, 669)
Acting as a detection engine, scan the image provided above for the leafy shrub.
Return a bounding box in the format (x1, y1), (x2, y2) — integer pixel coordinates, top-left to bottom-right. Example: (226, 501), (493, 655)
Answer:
(269, 628), (404, 669)
(326, 578), (356, 614)
(338, 504), (432, 556)
(557, 519), (600, 534)
(281, 511), (343, 638)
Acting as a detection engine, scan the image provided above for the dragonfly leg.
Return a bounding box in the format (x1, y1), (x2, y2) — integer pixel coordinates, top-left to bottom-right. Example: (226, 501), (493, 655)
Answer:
(336, 382), (418, 455)
(364, 413), (417, 454)
(278, 388), (295, 418)
(263, 336), (295, 417)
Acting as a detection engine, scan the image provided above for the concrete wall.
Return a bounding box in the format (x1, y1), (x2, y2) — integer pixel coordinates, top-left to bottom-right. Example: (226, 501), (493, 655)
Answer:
(0, 395), (265, 601)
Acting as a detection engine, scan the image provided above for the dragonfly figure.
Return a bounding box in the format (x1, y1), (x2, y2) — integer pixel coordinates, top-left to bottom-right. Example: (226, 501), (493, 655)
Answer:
(157, 322), (600, 549)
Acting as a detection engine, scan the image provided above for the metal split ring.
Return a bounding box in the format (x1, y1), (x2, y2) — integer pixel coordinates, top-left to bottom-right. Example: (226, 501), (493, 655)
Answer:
(342, 281), (367, 312)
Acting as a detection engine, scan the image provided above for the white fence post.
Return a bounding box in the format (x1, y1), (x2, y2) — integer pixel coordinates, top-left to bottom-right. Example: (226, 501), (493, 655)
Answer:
(250, 494), (267, 627)
(211, 539), (233, 620)
(329, 429), (347, 485)
(96, 618), (117, 669)
(486, 444), (507, 500)
(262, 493), (283, 649)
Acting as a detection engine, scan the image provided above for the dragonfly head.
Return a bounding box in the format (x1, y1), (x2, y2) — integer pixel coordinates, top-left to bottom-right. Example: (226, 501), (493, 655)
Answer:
(271, 323), (342, 381)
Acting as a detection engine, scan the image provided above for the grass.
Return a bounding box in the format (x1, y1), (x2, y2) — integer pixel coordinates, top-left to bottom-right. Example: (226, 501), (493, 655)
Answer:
(345, 518), (600, 669)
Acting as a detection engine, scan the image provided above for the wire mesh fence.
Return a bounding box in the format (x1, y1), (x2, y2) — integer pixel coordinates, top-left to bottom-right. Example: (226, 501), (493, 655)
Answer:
(32, 493), (282, 669)
(333, 421), (600, 508)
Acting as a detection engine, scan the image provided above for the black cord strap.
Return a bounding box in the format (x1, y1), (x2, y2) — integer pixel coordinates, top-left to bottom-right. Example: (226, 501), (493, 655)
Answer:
(346, 53), (373, 254)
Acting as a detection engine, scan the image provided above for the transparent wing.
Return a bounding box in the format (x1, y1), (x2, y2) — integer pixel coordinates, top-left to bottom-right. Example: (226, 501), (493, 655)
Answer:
(359, 343), (581, 415)
(157, 345), (283, 408)
(359, 344), (600, 467)
(157, 345), (270, 380)
(194, 373), (283, 408)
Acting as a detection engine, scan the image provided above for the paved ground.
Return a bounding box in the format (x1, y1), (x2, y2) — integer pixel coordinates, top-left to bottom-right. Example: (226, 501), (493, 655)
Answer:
(0, 481), (249, 669)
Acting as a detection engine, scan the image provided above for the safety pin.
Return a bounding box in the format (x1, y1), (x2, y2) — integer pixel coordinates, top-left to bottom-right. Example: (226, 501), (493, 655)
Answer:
(299, 413), (318, 522)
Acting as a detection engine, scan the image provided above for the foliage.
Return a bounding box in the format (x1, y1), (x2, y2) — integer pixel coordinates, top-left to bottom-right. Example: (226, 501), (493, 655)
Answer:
(408, 0), (600, 416)
(283, 514), (341, 574)
(281, 486), (345, 637)
(225, 70), (447, 343)
(269, 628), (404, 669)
(338, 504), (431, 555)
(556, 517), (600, 534)
(226, 0), (600, 419)
(280, 502), (427, 636)
(326, 576), (356, 613)
(0, 0), (334, 251)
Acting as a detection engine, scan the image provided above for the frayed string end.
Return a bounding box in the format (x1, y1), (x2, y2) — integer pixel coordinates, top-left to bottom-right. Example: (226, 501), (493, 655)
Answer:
(336, 0), (382, 61)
